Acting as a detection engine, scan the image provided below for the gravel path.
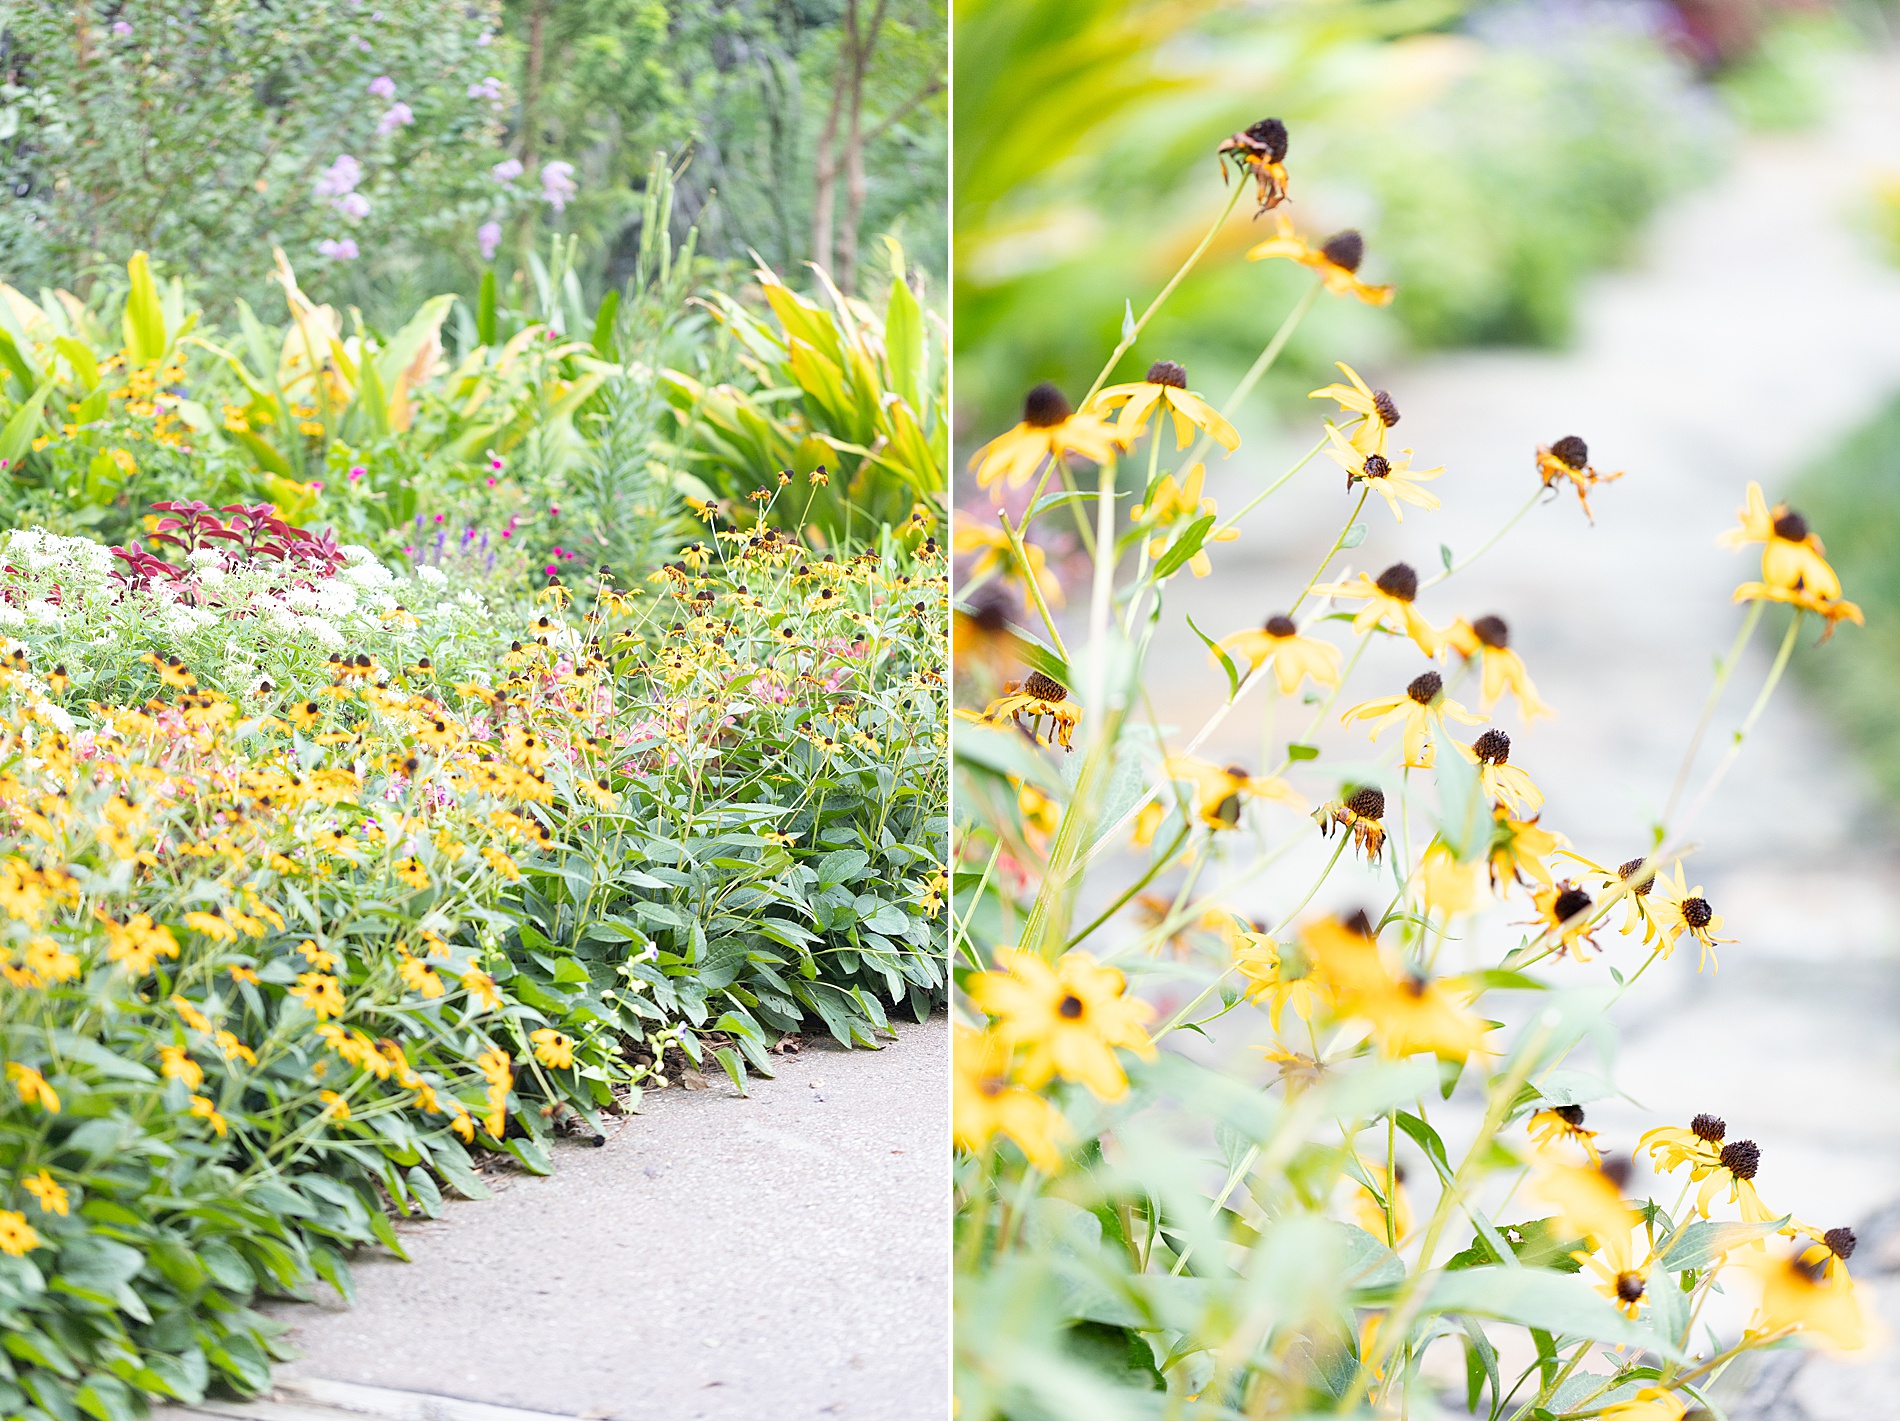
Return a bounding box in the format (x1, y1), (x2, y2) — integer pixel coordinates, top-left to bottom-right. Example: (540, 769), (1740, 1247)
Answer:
(1131, 53), (1900, 1415)
(255, 1016), (947, 1421)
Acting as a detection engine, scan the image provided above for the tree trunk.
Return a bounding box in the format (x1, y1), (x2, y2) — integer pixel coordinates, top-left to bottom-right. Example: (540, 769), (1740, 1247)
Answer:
(520, 0), (551, 169)
(836, 0), (889, 294)
(809, 0), (855, 281)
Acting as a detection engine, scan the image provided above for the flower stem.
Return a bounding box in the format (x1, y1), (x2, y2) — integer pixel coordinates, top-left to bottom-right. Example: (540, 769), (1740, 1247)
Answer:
(1289, 488), (1370, 616)
(997, 508), (1069, 663)
(1065, 823), (1191, 950)
(1672, 608), (1801, 843)
(1661, 600), (1764, 830)
(1180, 275), (1324, 474)
(1212, 432), (1328, 539)
(1422, 486), (1545, 589)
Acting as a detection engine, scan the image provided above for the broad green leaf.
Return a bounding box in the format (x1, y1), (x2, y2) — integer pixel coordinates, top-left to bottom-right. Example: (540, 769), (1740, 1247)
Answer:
(0, 377), (56, 465)
(1658, 1216), (1790, 1273)
(886, 269), (923, 409)
(1424, 1267), (1667, 1354)
(1152, 513), (1216, 579)
(122, 250), (167, 364)
(1434, 735), (1487, 862)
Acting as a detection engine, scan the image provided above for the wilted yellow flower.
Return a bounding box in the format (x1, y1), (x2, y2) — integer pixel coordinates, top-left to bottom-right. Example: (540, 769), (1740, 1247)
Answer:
(1247, 215), (1394, 304)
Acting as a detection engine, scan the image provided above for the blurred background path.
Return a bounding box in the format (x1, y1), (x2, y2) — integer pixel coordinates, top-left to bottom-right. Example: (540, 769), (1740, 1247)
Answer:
(1135, 49), (1900, 1417)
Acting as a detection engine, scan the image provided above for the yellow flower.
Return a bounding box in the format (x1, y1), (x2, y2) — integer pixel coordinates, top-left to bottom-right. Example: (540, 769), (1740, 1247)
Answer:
(1733, 1241), (1875, 1352)
(1304, 915), (1488, 1062)
(482, 846), (522, 880)
(158, 1046), (204, 1090)
(398, 955), (444, 998)
(188, 1094), (228, 1137)
(1417, 837), (1487, 915)
(297, 939), (340, 971)
(1641, 1114), (1778, 1223)
(970, 383), (1125, 490)
(530, 1028), (575, 1069)
(1600, 1389), (1686, 1421)
(1459, 729), (1543, 816)
(21, 1170), (68, 1216)
(462, 970), (503, 1012)
(170, 994), (213, 1032)
(1309, 362), (1403, 458)
(1528, 1105), (1601, 1167)
(1647, 864), (1733, 971)
(952, 1026), (1068, 1173)
(1488, 809), (1563, 891)
(0, 1210), (43, 1256)
(1322, 424), (1441, 521)
(966, 949), (1156, 1102)
(184, 910), (237, 942)
(956, 669), (1082, 752)
(98, 910), (180, 977)
(1312, 562), (1444, 656)
(1536, 436), (1622, 522)
(1015, 781), (1060, 841)
(1247, 215), (1394, 304)
(1731, 576), (1863, 639)
(1217, 614), (1340, 694)
(1530, 1159), (1636, 1251)
(1719, 484), (1839, 593)
(1232, 929), (1330, 1033)
(952, 519), (1065, 609)
(1089, 360), (1239, 452)
(290, 972), (346, 1020)
(395, 856), (430, 891)
(213, 1031), (256, 1065)
(1341, 671), (1485, 770)
(1314, 786), (1389, 863)
(1162, 755), (1306, 829)
(1444, 616), (1551, 720)
(1526, 880), (1601, 957)
(1217, 116), (1291, 213)
(1132, 462), (1238, 578)
(5, 1062), (59, 1113)
(22, 936), (78, 984)
(141, 652), (197, 689)
(319, 1089), (351, 1121)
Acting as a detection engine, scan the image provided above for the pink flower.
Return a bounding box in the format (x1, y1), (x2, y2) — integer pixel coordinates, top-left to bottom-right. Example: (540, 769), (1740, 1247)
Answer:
(485, 477), (498, 487)
(376, 102), (414, 136)
(112, 19), (132, 35)
(309, 481), (324, 493)
(540, 160), (577, 213)
(315, 155), (362, 199)
(545, 564), (558, 576)
(317, 238), (360, 261)
(368, 75), (396, 99)
(476, 31), (493, 46)
(500, 530), (511, 539)
(347, 465), (365, 482)
(434, 513), (445, 523)
(491, 158), (523, 184)
(468, 77), (503, 102)
(487, 450), (506, 472)
(336, 192), (371, 222)
(548, 505), (560, 516)
(551, 546), (564, 557)
(477, 220), (502, 261)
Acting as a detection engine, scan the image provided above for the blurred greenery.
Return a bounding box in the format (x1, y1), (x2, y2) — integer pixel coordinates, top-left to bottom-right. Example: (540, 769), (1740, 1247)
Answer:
(1791, 395), (1900, 803)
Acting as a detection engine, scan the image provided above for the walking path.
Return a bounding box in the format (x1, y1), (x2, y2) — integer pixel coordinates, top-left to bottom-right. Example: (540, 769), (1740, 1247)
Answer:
(1137, 51), (1900, 1416)
(202, 1017), (946, 1421)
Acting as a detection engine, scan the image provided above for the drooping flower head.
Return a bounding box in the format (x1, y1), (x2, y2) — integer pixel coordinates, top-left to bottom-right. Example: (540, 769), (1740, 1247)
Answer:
(1216, 116), (1291, 212)
(1248, 214), (1394, 304)
(1536, 435), (1622, 521)
(1445, 615), (1551, 720)
(1089, 360), (1239, 453)
(1341, 670), (1485, 770)
(1217, 613), (1340, 694)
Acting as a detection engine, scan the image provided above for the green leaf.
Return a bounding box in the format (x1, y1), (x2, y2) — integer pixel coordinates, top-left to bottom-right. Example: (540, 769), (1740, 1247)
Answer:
(590, 289), (620, 359)
(1441, 542), (1455, 572)
(54, 337), (99, 392)
(1185, 613), (1240, 700)
(1659, 1216), (1790, 1273)
(1286, 743), (1320, 762)
(0, 377), (57, 465)
(1424, 1268), (1666, 1353)
(1395, 1111), (1453, 1183)
(1339, 522), (1368, 550)
(885, 268), (923, 410)
(477, 270), (498, 346)
(1434, 735), (1488, 862)
(1152, 513), (1216, 579)
(122, 251), (167, 365)
(714, 1045), (747, 1095)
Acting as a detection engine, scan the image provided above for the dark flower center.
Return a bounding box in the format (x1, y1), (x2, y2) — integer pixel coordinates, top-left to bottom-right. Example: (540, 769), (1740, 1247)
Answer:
(1343, 908), (1375, 938)
(1320, 230), (1365, 273)
(979, 1074), (1009, 1098)
(1555, 1104), (1585, 1127)
(1719, 1139), (1760, 1180)
(1245, 117), (1289, 161)
(1553, 885), (1592, 921)
(1347, 786), (1386, 821)
(1683, 897), (1713, 929)
(1473, 729), (1511, 764)
(1021, 669), (1067, 703)
(1616, 1271), (1645, 1303)
(1265, 614), (1298, 637)
(1406, 672), (1442, 705)
(1551, 435), (1589, 470)
(1691, 1113), (1726, 1143)
(1472, 615), (1510, 649)
(1601, 1155), (1633, 1190)
(1373, 390), (1400, 426)
(1374, 562), (1418, 601)
(1223, 763), (1251, 781)
(1617, 857), (1656, 896)
(1022, 382), (1072, 428)
(965, 584), (1013, 634)
(1058, 994), (1084, 1020)
(1362, 453), (1391, 480)
(1824, 1226), (1857, 1260)
(1146, 360), (1188, 389)
(1401, 973), (1429, 999)
(1772, 509), (1810, 542)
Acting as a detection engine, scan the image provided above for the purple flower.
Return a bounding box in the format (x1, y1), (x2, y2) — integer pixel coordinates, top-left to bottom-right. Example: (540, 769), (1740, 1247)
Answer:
(336, 192), (371, 222)
(468, 76), (503, 102)
(111, 20), (132, 35)
(540, 160), (577, 213)
(477, 220), (502, 261)
(476, 30), (493, 46)
(491, 158), (523, 185)
(355, 36), (371, 52)
(368, 75), (396, 99)
(376, 102), (414, 136)
(315, 154), (362, 199)
(317, 238), (360, 261)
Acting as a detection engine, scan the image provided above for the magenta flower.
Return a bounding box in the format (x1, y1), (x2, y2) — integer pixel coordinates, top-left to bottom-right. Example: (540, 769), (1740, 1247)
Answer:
(551, 546), (564, 557)
(486, 477), (498, 487)
(478, 220), (502, 261)
(368, 75), (396, 99)
(336, 192), (371, 222)
(540, 160), (577, 213)
(317, 238), (360, 261)
(487, 450), (506, 472)
(315, 155), (363, 199)
(347, 465), (366, 482)
(491, 158), (523, 185)
(376, 102), (414, 136)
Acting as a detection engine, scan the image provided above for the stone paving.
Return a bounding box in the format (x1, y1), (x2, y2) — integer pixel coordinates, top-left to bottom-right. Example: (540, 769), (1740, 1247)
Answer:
(1126, 52), (1900, 1417)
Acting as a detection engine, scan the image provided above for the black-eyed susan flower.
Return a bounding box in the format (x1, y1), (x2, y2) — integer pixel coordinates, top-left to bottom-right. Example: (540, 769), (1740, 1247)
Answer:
(1304, 914), (1489, 1061)
(1090, 360), (1239, 452)
(1218, 613), (1340, 694)
(1647, 863), (1732, 971)
(1788, 1224), (1859, 1288)
(953, 519), (1065, 609)
(956, 669), (1082, 751)
(1165, 755), (1306, 829)
(20, 1169), (67, 1216)
(965, 948), (1156, 1102)
(1732, 574), (1865, 637)
(1529, 1104), (1602, 1166)
(952, 582), (1018, 674)
(0, 1210), (43, 1256)
(1233, 928), (1331, 1033)
(1217, 116), (1291, 212)
(1526, 879), (1600, 956)
(1445, 615), (1551, 719)
(1247, 215), (1394, 304)
(1462, 729), (1542, 815)
(1314, 785), (1388, 862)
(1599, 1389), (1687, 1421)
(188, 1094), (228, 1137)
(289, 971), (345, 1020)
(1641, 1113), (1778, 1223)
(1322, 424), (1441, 521)
(1556, 851), (1666, 944)
(1639, 1111), (1727, 1176)
(1536, 435), (1622, 521)
(1488, 808), (1563, 891)
(1418, 837), (1487, 915)
(5, 1062), (60, 1113)
(530, 1028), (575, 1069)
(970, 382), (1125, 491)
(1732, 1239), (1873, 1352)
(1313, 562), (1444, 656)
(1133, 462), (1238, 578)
(1310, 362), (1402, 458)
(952, 1026), (1068, 1173)
(1723, 494), (1864, 633)
(142, 652), (196, 689)
(1342, 671), (1484, 769)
